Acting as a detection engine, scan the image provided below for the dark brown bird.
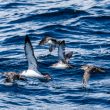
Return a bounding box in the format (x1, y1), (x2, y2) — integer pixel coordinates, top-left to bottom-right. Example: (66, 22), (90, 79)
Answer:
(39, 36), (61, 52)
(81, 65), (105, 88)
(3, 72), (26, 83)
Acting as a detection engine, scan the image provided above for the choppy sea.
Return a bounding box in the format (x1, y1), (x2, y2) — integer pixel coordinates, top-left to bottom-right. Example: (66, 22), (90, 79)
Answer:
(0, 0), (110, 110)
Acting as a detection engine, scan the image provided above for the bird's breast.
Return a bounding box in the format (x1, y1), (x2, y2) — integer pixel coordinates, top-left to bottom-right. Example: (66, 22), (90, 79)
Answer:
(51, 62), (68, 69)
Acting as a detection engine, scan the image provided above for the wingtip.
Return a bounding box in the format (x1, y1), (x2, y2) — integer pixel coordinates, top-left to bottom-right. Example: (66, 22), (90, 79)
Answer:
(65, 51), (73, 60)
(39, 39), (43, 45)
(69, 51), (73, 56)
(25, 35), (30, 43)
(39, 36), (47, 45)
(97, 67), (105, 73)
(62, 40), (65, 44)
(59, 40), (65, 46)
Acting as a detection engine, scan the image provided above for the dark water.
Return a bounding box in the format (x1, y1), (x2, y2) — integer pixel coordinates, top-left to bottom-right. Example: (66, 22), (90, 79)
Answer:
(0, 0), (110, 110)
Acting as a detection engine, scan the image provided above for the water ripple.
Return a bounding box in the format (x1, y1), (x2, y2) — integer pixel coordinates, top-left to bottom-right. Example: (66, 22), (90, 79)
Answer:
(0, 0), (110, 110)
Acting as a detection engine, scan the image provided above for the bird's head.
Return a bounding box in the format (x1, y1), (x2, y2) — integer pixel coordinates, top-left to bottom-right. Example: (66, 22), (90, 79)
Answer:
(81, 65), (90, 71)
(39, 36), (52, 45)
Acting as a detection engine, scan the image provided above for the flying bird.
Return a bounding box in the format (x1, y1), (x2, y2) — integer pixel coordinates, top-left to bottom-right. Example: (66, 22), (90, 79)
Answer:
(81, 65), (105, 88)
(20, 35), (52, 82)
(51, 40), (73, 69)
(39, 36), (62, 53)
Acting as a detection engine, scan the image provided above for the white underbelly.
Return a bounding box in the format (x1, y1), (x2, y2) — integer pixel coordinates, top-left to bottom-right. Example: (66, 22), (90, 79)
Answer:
(51, 63), (68, 69)
(21, 70), (42, 78)
(48, 40), (53, 44)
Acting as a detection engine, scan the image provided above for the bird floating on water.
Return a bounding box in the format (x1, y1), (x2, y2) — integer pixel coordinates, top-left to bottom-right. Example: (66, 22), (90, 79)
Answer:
(2, 72), (25, 84)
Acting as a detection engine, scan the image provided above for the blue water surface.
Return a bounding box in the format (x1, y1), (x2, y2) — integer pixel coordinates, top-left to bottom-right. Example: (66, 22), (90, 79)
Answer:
(0, 0), (110, 110)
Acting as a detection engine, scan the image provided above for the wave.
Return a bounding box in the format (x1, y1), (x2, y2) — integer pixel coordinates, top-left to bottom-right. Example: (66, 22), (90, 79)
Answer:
(9, 8), (89, 24)
(0, 1), (110, 110)
(1, 2), (35, 8)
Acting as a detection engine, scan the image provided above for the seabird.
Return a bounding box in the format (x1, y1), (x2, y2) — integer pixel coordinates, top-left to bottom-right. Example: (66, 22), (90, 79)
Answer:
(81, 65), (105, 88)
(39, 36), (61, 52)
(20, 35), (51, 82)
(51, 40), (73, 69)
(3, 72), (25, 83)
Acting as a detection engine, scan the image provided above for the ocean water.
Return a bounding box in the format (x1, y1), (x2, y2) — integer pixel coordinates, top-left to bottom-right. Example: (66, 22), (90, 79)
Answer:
(0, 0), (110, 110)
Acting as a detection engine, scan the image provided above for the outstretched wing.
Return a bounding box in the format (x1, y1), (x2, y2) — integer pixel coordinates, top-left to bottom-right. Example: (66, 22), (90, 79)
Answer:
(83, 72), (90, 88)
(39, 36), (47, 45)
(93, 67), (105, 73)
(39, 36), (57, 53)
(25, 35), (38, 71)
(65, 51), (73, 63)
(58, 40), (66, 62)
(49, 44), (56, 52)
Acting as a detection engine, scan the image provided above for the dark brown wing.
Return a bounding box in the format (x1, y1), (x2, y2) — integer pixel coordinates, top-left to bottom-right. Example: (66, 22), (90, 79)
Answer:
(83, 72), (90, 88)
